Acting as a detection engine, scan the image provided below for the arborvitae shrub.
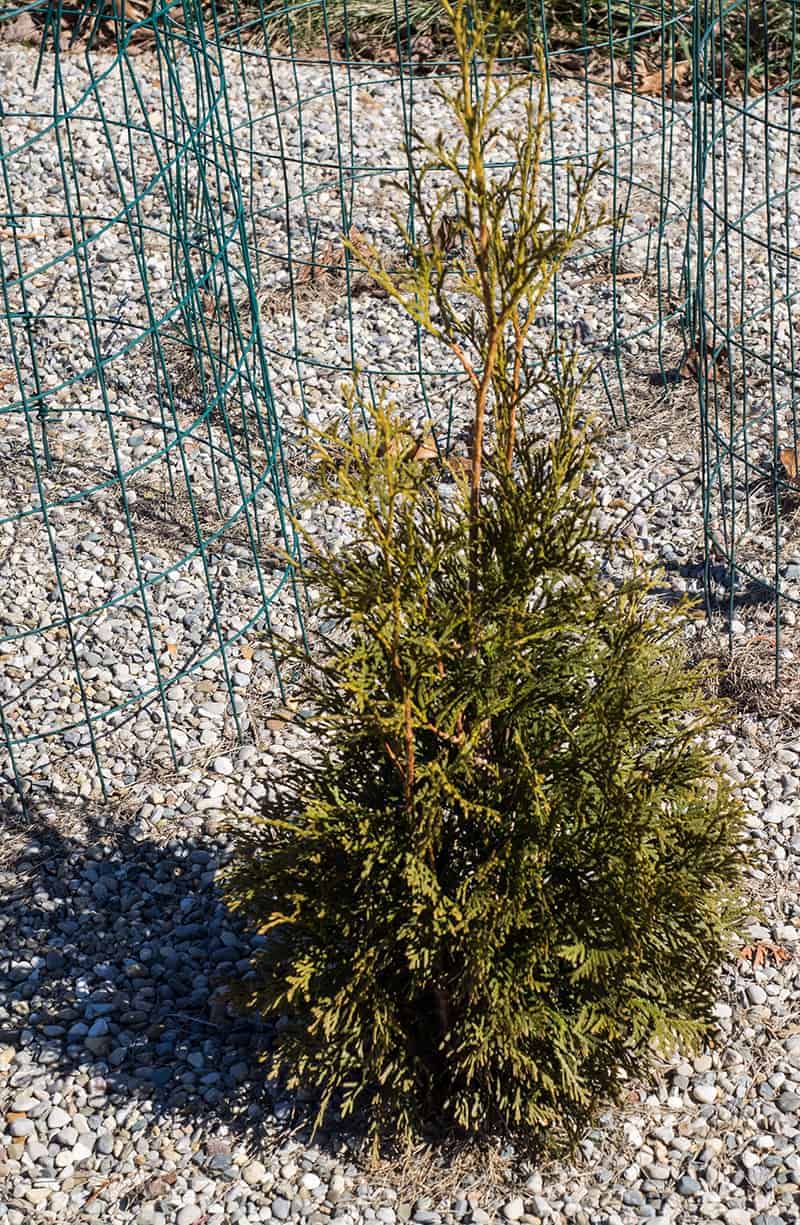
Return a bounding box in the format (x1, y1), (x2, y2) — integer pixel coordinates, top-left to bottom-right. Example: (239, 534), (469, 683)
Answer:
(223, 0), (743, 1148)
(224, 389), (743, 1144)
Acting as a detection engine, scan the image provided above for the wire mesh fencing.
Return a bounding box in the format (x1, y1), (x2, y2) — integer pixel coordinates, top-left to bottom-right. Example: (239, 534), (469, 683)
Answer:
(203, 0), (698, 437)
(694, 0), (800, 678)
(210, 0), (798, 677)
(0, 0), (304, 807)
(2, 0), (800, 806)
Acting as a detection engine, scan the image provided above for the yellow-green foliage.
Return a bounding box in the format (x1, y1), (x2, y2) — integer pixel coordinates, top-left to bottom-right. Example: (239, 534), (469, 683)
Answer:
(223, 0), (743, 1148)
(225, 387), (742, 1144)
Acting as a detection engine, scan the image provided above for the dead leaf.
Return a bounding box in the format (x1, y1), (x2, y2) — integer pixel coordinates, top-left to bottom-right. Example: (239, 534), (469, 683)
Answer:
(382, 430), (471, 475)
(146, 1171), (178, 1196)
(680, 341), (729, 388)
(411, 439), (440, 463)
(779, 445), (800, 486)
(240, 644), (254, 660)
(165, 641), (177, 656)
(294, 239), (342, 287)
(637, 58), (692, 98)
(347, 225), (374, 265)
(0, 369), (15, 388)
(0, 12), (38, 44)
(739, 941), (791, 970)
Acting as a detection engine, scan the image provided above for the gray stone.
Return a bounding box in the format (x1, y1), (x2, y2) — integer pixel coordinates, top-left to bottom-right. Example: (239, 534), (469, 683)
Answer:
(176, 1208), (202, 1225)
(11, 1093), (38, 1112)
(272, 1198), (292, 1221)
(242, 1160), (269, 1186)
(622, 1191), (645, 1207)
(71, 1140), (95, 1164)
(84, 1034), (112, 1055)
(762, 801), (792, 825)
(137, 1210), (167, 1225)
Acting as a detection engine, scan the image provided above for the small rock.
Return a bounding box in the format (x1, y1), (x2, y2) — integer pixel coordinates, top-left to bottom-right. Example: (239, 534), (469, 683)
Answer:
(242, 1160), (269, 1186)
(71, 1140), (94, 1164)
(11, 1093), (37, 1112)
(762, 801), (791, 825)
(503, 1199), (525, 1222)
(622, 1191), (645, 1208)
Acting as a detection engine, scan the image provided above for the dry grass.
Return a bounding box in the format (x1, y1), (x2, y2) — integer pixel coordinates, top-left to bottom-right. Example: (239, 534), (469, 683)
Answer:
(357, 1134), (517, 1210)
(697, 616), (800, 734)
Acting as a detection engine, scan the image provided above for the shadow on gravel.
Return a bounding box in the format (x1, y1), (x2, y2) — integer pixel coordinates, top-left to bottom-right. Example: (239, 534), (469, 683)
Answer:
(1, 785), (506, 1183)
(0, 785), (323, 1157)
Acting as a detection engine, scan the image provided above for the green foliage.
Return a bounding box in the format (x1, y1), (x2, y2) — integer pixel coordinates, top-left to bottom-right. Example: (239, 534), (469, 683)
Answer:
(225, 386), (743, 1144)
(345, 0), (602, 569)
(224, 0), (743, 1148)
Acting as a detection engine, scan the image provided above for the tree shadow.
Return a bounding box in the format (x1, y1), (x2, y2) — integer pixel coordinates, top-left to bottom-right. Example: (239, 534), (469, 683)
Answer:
(0, 783), (326, 1160)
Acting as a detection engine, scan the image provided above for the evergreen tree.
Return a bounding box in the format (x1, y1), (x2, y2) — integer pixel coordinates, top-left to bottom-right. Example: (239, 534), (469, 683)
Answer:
(224, 0), (743, 1147)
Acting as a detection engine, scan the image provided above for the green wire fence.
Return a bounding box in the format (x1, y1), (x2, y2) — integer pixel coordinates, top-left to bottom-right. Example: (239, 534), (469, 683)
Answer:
(209, 0), (697, 430)
(209, 0), (800, 675)
(694, 0), (800, 678)
(0, 0), (304, 806)
(1, 0), (799, 805)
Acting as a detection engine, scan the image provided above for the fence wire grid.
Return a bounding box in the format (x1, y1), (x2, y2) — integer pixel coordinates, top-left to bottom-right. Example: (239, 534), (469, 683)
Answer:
(1, 0), (799, 804)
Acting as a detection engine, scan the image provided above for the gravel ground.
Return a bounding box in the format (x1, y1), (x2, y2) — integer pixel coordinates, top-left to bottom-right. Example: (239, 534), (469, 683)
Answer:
(1, 21), (800, 1225)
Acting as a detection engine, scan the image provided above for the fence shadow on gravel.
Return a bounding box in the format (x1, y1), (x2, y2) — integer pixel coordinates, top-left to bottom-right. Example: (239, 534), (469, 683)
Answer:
(0, 792), (338, 1156)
